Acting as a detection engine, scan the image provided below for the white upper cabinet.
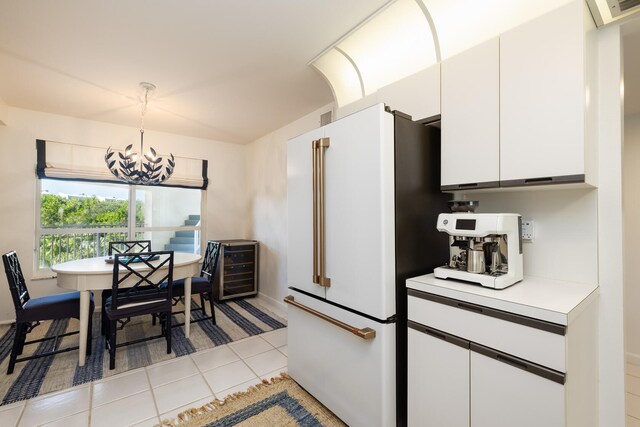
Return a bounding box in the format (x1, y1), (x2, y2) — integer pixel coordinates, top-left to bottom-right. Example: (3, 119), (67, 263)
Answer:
(440, 1), (596, 190)
(499, 1), (596, 187)
(441, 38), (500, 190)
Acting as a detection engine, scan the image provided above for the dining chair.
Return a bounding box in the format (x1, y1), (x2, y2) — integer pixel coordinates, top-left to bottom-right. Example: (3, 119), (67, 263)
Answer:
(2, 251), (94, 374)
(103, 251), (173, 370)
(166, 240), (219, 327)
(101, 240), (152, 335)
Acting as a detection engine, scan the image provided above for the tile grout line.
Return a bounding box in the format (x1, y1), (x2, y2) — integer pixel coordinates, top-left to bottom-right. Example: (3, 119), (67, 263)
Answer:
(13, 402), (26, 427)
(144, 365), (162, 425)
(189, 348), (216, 399)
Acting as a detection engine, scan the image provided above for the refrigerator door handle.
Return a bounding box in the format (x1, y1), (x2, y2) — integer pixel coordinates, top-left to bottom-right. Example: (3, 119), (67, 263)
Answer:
(284, 295), (376, 340)
(312, 138), (331, 287)
(312, 139), (319, 284)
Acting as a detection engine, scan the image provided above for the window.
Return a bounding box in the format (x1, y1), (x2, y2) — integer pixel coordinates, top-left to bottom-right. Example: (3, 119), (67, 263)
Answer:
(36, 179), (203, 269)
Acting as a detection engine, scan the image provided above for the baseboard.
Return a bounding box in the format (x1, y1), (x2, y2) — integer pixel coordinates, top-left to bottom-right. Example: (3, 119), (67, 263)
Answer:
(627, 352), (640, 366)
(256, 292), (287, 320)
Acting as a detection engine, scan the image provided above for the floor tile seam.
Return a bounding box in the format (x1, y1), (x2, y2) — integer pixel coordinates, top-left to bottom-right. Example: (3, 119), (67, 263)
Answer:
(25, 392), (90, 427)
(629, 413), (640, 421)
(149, 371), (204, 392)
(12, 402), (26, 427)
(276, 346), (287, 357)
(144, 365), (163, 421)
(227, 339), (276, 360)
(188, 351), (216, 399)
(628, 389), (640, 398)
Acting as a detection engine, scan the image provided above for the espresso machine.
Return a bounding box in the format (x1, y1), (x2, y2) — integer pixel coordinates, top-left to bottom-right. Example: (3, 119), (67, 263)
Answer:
(433, 210), (523, 289)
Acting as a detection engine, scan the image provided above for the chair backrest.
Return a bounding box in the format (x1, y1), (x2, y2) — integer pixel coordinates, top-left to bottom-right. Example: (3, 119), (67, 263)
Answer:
(109, 240), (152, 256)
(111, 251), (174, 310)
(2, 251), (30, 312)
(200, 241), (220, 283)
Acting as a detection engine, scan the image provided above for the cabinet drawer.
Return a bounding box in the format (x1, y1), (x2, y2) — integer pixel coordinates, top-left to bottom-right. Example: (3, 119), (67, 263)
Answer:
(408, 290), (566, 372)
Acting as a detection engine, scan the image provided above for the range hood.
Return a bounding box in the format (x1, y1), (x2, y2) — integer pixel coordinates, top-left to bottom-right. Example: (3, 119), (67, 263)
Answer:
(587, 0), (640, 26)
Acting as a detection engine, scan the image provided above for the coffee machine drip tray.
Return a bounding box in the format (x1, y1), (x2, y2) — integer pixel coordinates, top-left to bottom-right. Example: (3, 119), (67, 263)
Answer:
(434, 265), (518, 290)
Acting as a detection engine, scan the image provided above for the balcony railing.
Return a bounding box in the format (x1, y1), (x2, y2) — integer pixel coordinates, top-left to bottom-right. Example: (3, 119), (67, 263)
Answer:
(38, 225), (135, 267)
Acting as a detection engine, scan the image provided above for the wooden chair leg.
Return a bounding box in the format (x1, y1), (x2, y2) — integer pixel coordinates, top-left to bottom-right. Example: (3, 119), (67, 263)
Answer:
(7, 323), (24, 375)
(109, 320), (117, 370)
(165, 312), (172, 354)
(209, 293), (216, 325)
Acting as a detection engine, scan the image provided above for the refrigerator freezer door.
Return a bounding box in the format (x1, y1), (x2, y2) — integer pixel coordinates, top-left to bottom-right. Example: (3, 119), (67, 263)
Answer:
(287, 290), (396, 427)
(323, 104), (396, 319)
(288, 126), (326, 299)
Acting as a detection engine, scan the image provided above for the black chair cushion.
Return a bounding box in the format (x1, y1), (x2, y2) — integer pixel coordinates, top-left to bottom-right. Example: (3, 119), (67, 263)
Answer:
(18, 291), (94, 323)
(167, 276), (210, 297)
(104, 295), (172, 320)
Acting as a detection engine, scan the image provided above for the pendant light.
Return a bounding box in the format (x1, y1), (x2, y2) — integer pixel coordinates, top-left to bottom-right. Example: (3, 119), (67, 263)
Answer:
(105, 82), (175, 185)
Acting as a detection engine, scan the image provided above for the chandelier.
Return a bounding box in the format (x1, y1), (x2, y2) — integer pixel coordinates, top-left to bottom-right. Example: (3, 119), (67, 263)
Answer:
(105, 82), (175, 185)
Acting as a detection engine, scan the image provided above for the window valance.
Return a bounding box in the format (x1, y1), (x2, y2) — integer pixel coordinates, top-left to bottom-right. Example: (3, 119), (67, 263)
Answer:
(36, 139), (208, 190)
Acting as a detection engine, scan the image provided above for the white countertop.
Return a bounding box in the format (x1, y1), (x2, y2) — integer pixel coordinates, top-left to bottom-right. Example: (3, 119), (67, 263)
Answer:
(406, 273), (598, 325)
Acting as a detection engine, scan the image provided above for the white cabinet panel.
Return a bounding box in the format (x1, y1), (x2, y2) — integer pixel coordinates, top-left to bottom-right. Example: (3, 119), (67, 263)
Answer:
(471, 350), (564, 427)
(500, 1), (589, 184)
(408, 325), (469, 427)
(287, 127), (326, 298)
(322, 104), (396, 319)
(287, 290), (395, 427)
(441, 38), (500, 189)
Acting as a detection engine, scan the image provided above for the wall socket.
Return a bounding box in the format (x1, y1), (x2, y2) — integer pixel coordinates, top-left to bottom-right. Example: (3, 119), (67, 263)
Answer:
(521, 219), (534, 241)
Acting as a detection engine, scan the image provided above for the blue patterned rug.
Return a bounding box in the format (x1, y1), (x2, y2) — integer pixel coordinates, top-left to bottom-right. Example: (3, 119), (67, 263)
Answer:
(160, 373), (345, 427)
(0, 298), (286, 405)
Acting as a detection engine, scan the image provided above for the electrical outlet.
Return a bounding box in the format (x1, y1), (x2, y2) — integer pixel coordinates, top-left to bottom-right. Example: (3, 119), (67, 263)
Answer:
(521, 219), (534, 241)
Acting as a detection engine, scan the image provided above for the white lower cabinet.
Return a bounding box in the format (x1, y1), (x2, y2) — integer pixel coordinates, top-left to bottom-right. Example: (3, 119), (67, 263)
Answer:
(407, 287), (596, 427)
(470, 348), (564, 427)
(407, 324), (469, 427)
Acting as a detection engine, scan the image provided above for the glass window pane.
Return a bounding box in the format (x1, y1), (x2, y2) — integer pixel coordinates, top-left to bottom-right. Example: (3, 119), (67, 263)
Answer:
(39, 180), (129, 267)
(135, 186), (201, 228)
(138, 230), (201, 254)
(41, 180), (129, 228)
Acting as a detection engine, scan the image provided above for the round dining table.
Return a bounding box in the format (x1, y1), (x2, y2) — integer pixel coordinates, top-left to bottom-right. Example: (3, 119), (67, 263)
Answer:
(51, 252), (201, 366)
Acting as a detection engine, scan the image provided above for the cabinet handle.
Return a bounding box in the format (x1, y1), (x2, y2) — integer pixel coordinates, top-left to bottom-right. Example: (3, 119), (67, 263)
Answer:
(425, 329), (447, 341)
(496, 353), (529, 371)
(470, 342), (565, 385)
(284, 295), (375, 340)
(457, 302), (483, 314)
(524, 177), (553, 184)
(457, 183), (479, 188)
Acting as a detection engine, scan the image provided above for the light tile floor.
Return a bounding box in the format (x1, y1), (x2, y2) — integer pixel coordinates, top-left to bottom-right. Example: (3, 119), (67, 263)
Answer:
(0, 328), (288, 427)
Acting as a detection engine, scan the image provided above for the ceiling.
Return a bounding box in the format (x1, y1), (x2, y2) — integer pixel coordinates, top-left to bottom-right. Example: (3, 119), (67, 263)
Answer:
(0, 0), (388, 144)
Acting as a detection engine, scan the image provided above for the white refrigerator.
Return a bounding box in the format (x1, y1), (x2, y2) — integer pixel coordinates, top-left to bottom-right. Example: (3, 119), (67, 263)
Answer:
(286, 103), (448, 427)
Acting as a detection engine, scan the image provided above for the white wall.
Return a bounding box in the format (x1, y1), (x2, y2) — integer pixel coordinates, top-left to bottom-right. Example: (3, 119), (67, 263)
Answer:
(0, 107), (248, 322)
(624, 113), (640, 361)
(245, 103), (334, 311)
(457, 188), (598, 284)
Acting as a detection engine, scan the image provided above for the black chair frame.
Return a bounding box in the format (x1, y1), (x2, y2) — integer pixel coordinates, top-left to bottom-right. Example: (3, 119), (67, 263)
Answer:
(104, 251), (173, 370)
(161, 241), (219, 328)
(101, 240), (152, 335)
(3, 251), (94, 375)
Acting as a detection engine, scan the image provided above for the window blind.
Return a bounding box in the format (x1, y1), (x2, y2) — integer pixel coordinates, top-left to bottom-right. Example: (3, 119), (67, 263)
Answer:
(36, 139), (208, 190)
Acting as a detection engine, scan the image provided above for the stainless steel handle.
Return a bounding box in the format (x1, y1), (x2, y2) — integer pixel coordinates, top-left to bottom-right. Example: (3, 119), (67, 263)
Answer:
(312, 138), (331, 287)
(284, 296), (375, 340)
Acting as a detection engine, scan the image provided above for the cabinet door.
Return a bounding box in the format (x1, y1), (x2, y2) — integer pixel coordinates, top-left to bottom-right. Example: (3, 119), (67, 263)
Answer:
(287, 127), (326, 298)
(441, 38), (500, 190)
(470, 346), (564, 427)
(500, 1), (586, 184)
(323, 104), (396, 319)
(408, 322), (470, 427)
